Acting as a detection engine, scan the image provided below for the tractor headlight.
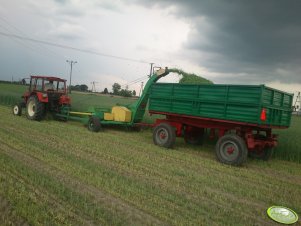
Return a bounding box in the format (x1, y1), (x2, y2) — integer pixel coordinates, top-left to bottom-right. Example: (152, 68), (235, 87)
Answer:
(42, 93), (48, 98)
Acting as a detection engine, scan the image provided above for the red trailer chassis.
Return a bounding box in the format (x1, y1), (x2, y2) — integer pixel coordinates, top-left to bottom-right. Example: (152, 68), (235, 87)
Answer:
(150, 111), (284, 166)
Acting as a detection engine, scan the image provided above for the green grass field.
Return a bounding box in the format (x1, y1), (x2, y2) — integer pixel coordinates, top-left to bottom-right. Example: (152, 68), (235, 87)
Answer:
(0, 105), (301, 225)
(0, 83), (136, 110)
(274, 116), (301, 163)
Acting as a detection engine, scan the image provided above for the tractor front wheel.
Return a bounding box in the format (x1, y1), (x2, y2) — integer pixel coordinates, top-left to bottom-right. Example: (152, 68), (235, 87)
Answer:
(153, 123), (176, 148)
(215, 134), (248, 166)
(88, 116), (101, 132)
(26, 96), (45, 121)
(12, 102), (24, 116)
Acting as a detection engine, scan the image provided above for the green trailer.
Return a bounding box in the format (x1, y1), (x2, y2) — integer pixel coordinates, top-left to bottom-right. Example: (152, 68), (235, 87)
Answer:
(149, 81), (293, 165)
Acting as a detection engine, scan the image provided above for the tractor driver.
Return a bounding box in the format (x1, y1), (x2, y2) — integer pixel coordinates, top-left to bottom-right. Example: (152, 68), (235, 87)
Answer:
(44, 80), (55, 91)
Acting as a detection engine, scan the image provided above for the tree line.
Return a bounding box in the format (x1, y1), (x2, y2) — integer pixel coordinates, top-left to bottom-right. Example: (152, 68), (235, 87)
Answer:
(72, 82), (137, 97)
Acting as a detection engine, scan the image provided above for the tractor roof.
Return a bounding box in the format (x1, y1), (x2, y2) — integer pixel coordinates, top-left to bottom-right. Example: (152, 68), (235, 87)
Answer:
(30, 75), (66, 82)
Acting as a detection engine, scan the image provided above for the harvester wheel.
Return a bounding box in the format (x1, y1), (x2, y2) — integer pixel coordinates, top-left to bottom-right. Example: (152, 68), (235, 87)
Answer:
(153, 123), (176, 148)
(26, 96), (45, 121)
(184, 127), (204, 145)
(12, 102), (23, 116)
(215, 134), (248, 166)
(88, 116), (101, 132)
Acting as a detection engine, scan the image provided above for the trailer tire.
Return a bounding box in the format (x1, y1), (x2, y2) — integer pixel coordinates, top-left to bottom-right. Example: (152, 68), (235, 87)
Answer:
(26, 96), (45, 121)
(215, 134), (248, 166)
(88, 116), (101, 132)
(184, 127), (204, 145)
(153, 123), (176, 148)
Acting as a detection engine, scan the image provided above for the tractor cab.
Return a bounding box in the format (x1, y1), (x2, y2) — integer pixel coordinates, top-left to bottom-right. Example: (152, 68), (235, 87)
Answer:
(28, 76), (67, 93)
(13, 75), (71, 121)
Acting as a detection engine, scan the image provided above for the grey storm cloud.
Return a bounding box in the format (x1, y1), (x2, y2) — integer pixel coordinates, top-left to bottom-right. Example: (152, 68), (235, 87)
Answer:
(131, 0), (301, 84)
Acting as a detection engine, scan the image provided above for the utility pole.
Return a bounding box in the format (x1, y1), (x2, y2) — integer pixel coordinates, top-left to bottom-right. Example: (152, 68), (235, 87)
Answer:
(139, 82), (144, 97)
(91, 81), (99, 92)
(294, 92), (301, 116)
(66, 60), (77, 94)
(149, 63), (154, 78)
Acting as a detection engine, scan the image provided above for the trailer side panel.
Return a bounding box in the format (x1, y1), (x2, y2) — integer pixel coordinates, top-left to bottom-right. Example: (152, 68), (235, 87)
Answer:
(149, 83), (293, 127)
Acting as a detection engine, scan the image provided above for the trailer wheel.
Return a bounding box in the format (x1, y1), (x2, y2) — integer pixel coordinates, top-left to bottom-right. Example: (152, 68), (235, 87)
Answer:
(153, 123), (176, 148)
(184, 127), (204, 145)
(26, 96), (45, 121)
(12, 102), (23, 116)
(88, 116), (101, 132)
(215, 134), (248, 166)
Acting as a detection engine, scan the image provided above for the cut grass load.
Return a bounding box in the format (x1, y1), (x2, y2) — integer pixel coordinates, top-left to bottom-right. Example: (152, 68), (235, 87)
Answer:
(169, 68), (214, 84)
(1, 105), (301, 225)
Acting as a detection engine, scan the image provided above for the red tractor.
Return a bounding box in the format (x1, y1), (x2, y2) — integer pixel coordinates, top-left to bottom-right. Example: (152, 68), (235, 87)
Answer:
(13, 76), (71, 121)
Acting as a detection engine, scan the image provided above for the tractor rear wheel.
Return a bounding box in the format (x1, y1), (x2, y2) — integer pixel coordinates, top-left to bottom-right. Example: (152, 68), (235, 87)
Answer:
(215, 134), (248, 166)
(12, 102), (24, 116)
(88, 116), (101, 132)
(153, 123), (176, 148)
(26, 96), (45, 121)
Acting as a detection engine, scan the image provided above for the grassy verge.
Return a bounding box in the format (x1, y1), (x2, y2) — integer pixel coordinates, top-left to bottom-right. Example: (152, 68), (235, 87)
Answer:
(0, 105), (301, 225)
(274, 115), (301, 163)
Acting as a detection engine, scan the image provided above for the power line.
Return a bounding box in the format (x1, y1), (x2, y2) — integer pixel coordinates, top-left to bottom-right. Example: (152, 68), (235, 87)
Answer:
(121, 75), (149, 88)
(0, 16), (65, 60)
(0, 31), (149, 64)
(126, 75), (148, 85)
(0, 23), (48, 58)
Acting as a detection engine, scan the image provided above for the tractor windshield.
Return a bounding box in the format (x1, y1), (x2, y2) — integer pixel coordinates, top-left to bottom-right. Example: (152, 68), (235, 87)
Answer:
(45, 80), (65, 92)
(57, 81), (66, 92)
(31, 78), (43, 91)
(30, 77), (66, 93)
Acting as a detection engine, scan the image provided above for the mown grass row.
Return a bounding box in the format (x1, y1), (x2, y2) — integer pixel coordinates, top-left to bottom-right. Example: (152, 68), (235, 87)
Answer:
(0, 105), (301, 225)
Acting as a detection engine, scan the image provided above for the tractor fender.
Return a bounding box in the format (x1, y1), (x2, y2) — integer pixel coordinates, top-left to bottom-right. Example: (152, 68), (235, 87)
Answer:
(59, 95), (71, 105)
(35, 92), (49, 103)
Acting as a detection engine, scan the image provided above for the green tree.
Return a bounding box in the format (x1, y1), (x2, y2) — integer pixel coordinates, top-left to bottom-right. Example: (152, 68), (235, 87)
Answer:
(71, 84), (88, 92)
(103, 88), (108, 94)
(120, 89), (132, 97)
(112, 83), (121, 95)
(80, 84), (88, 92)
(132, 90), (136, 96)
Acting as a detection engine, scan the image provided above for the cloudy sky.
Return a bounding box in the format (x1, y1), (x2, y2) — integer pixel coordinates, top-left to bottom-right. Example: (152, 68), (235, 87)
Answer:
(0, 0), (300, 96)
